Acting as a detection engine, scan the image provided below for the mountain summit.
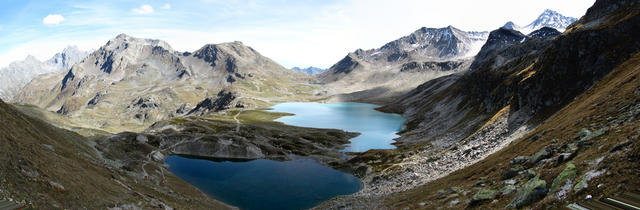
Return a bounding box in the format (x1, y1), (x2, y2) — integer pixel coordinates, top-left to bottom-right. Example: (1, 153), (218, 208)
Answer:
(0, 46), (89, 101)
(503, 9), (578, 34)
(16, 34), (310, 132)
(291, 66), (326, 75)
(316, 26), (488, 103)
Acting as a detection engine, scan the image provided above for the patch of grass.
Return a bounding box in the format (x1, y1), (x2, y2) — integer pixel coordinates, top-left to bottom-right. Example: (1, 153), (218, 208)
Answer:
(238, 110), (293, 123)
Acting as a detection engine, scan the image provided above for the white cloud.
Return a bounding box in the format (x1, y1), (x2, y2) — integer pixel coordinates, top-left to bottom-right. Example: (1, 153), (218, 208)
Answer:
(42, 14), (65, 25)
(132, 5), (154, 14)
(162, 4), (171, 9)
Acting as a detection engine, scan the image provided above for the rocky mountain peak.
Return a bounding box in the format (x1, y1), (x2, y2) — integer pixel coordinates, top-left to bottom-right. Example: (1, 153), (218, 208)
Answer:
(503, 21), (518, 30)
(365, 26), (488, 62)
(195, 42), (255, 58)
(480, 27), (526, 52)
(527, 27), (561, 39)
(104, 33), (174, 53)
(504, 9), (577, 34)
(47, 46), (90, 73)
(192, 41), (264, 71)
(24, 55), (40, 62)
(0, 47), (89, 101)
(62, 45), (82, 54)
(471, 27), (526, 68)
(291, 66), (327, 75)
(524, 9), (578, 32)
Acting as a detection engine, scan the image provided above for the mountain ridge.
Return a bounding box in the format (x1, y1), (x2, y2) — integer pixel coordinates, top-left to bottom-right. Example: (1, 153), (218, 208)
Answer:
(503, 9), (578, 34)
(291, 66), (326, 75)
(315, 26), (488, 103)
(0, 46), (89, 101)
(16, 34), (313, 133)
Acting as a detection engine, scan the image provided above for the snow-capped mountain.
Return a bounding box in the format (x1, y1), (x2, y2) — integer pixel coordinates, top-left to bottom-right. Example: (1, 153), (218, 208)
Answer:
(316, 26), (488, 102)
(0, 46), (89, 101)
(291, 66), (326, 75)
(355, 26), (489, 63)
(503, 9), (578, 34)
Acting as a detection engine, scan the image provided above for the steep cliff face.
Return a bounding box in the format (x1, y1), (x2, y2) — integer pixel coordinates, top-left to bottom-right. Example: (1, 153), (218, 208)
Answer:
(15, 34), (312, 133)
(316, 26), (487, 103)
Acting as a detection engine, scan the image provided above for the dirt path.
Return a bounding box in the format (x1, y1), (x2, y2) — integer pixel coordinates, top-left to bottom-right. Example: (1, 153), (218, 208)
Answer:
(234, 109), (243, 132)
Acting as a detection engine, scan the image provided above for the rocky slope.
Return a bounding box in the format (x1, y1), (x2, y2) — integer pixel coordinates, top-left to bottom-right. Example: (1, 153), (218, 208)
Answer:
(15, 34), (314, 133)
(319, 0), (640, 208)
(0, 46), (89, 101)
(291, 66), (327, 75)
(316, 26), (488, 103)
(385, 39), (640, 210)
(503, 9), (578, 34)
(0, 99), (231, 209)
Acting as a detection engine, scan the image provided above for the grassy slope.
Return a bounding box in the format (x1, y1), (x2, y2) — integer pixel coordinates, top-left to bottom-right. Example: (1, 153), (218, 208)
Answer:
(0, 100), (231, 209)
(383, 53), (640, 209)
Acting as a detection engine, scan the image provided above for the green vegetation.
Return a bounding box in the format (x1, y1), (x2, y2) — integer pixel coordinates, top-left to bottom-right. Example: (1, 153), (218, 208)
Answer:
(508, 176), (548, 208)
(551, 163), (577, 193)
(237, 109), (293, 123)
(472, 188), (498, 203)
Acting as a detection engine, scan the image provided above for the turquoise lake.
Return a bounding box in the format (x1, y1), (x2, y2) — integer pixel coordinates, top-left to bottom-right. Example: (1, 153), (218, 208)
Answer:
(165, 102), (406, 209)
(269, 102), (406, 152)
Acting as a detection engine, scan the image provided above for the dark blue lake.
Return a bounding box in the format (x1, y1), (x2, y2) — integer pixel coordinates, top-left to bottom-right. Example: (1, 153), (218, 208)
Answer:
(165, 156), (361, 210)
(270, 102), (406, 152)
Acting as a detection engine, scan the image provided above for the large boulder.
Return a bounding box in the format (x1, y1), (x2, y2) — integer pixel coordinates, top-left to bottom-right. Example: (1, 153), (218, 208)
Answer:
(501, 185), (516, 195)
(551, 163), (577, 193)
(510, 156), (530, 165)
(503, 165), (526, 180)
(529, 146), (553, 164)
(472, 188), (498, 203)
(508, 176), (548, 208)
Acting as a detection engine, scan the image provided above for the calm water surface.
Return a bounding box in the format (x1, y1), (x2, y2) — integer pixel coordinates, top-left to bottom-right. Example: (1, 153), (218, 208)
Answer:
(165, 156), (361, 210)
(269, 102), (406, 152)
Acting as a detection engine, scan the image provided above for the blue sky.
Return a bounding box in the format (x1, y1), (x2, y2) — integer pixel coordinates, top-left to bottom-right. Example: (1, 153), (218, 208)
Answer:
(0, 0), (595, 68)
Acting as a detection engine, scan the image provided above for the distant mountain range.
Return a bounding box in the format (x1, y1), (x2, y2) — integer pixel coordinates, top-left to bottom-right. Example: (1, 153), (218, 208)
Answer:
(316, 25), (489, 103)
(291, 66), (327, 75)
(503, 9), (578, 34)
(0, 46), (89, 101)
(16, 34), (310, 132)
(315, 9), (577, 103)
